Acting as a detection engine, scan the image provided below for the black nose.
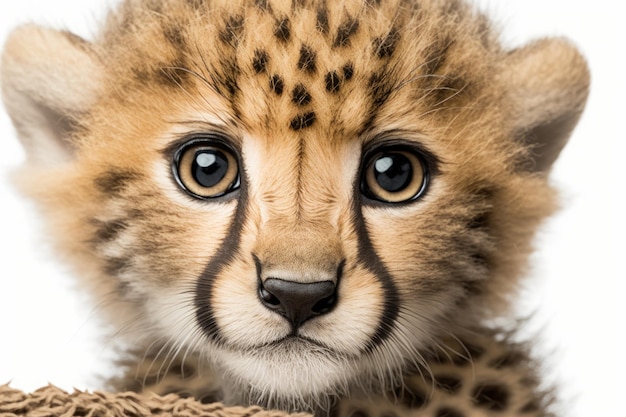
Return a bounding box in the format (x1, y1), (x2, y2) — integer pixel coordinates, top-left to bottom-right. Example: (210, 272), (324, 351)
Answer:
(259, 278), (337, 328)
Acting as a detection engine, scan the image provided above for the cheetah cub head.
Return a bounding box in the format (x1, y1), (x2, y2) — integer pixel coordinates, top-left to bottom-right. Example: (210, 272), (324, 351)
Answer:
(1, 0), (588, 413)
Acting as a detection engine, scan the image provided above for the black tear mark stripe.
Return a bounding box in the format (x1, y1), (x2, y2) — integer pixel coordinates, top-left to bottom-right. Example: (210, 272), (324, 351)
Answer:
(195, 176), (248, 343)
(351, 175), (400, 352)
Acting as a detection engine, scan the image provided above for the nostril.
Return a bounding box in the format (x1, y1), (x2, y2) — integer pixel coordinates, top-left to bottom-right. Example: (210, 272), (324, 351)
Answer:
(259, 284), (281, 307)
(258, 278), (337, 327)
(312, 293), (336, 315)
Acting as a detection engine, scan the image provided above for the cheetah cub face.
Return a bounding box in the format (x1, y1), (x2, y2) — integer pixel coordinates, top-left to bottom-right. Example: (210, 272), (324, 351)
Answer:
(1, 0), (588, 413)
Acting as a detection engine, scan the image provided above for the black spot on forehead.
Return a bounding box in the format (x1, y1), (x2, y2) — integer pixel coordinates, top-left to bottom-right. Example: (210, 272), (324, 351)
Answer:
(213, 57), (241, 99)
(325, 71), (341, 93)
(368, 70), (395, 107)
(373, 28), (400, 58)
(290, 112), (316, 130)
(252, 49), (269, 74)
(219, 15), (244, 48)
(274, 17), (291, 42)
(334, 16), (359, 47)
(356, 70), (397, 133)
(343, 63), (355, 80)
(291, 84), (312, 106)
(297, 44), (317, 73)
(316, 6), (330, 34)
(269, 74), (284, 95)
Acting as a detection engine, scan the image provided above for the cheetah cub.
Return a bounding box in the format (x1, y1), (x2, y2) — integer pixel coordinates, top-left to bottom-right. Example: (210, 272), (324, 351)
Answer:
(1, 0), (589, 416)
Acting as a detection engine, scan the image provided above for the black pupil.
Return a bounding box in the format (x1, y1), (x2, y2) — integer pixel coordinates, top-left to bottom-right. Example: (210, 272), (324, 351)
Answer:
(373, 153), (413, 192)
(192, 149), (229, 188)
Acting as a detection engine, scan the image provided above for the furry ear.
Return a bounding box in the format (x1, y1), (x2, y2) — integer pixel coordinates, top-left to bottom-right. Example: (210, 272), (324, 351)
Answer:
(502, 38), (590, 173)
(1, 25), (104, 166)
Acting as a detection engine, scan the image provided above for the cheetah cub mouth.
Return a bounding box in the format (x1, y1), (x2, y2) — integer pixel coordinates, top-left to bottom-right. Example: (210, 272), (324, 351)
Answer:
(1, 0), (589, 414)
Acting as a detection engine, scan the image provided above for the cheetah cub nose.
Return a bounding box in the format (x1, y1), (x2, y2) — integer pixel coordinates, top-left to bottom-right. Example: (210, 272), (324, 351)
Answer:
(259, 278), (337, 328)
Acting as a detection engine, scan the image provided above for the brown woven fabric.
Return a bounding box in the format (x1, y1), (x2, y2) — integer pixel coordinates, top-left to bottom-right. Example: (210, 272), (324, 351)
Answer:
(0, 384), (309, 417)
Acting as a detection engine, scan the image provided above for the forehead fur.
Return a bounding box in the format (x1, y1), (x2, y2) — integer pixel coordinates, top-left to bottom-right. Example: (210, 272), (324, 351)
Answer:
(95, 0), (503, 148)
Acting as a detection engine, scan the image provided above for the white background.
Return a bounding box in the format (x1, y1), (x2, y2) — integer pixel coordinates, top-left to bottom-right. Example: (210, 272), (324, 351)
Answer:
(0, 1), (622, 416)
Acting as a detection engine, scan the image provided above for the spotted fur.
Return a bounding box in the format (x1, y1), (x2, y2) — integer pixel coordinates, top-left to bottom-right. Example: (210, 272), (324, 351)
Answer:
(1, 0), (589, 416)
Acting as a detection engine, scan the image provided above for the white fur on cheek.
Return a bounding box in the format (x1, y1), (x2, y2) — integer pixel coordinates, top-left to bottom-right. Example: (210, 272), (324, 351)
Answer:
(211, 260), (292, 348)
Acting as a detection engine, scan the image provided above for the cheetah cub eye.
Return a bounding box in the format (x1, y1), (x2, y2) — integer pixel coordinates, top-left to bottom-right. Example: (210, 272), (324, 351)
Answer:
(173, 136), (240, 199)
(361, 145), (430, 204)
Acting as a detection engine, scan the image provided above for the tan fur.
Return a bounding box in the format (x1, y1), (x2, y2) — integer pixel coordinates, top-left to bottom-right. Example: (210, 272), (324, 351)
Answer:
(1, 0), (589, 416)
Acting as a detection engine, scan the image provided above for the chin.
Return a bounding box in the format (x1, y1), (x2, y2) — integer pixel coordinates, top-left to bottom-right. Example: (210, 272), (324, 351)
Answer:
(213, 337), (358, 413)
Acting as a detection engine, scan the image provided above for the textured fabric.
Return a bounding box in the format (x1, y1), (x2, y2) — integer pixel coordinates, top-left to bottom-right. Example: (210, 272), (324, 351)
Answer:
(0, 384), (308, 417)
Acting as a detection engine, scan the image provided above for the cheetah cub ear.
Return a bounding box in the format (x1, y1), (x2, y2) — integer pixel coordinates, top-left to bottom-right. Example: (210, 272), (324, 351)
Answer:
(502, 37), (590, 173)
(1, 25), (103, 166)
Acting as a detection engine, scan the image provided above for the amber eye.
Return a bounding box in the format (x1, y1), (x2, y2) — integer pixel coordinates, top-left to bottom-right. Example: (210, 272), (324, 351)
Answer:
(361, 148), (427, 203)
(174, 140), (240, 199)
